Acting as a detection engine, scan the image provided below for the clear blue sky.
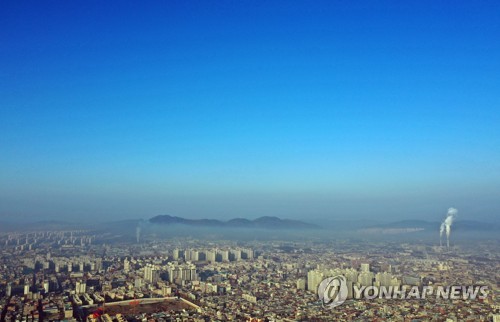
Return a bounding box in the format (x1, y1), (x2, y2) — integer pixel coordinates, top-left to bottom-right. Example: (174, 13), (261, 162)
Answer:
(1, 1), (499, 222)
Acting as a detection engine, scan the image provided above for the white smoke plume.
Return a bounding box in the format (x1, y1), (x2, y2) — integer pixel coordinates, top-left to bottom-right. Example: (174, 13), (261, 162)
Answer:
(440, 207), (457, 248)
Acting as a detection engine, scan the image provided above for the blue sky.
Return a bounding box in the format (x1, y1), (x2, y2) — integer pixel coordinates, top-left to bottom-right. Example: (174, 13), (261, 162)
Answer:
(1, 1), (499, 222)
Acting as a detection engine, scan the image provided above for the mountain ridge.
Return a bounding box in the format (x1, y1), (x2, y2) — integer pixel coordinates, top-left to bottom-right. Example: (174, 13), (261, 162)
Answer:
(149, 215), (319, 229)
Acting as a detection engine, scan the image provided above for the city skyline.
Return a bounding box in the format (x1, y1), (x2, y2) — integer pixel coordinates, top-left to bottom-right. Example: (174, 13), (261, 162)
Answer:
(1, 1), (500, 222)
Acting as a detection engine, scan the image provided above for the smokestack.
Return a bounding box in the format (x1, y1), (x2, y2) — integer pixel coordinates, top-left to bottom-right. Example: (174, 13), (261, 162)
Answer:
(439, 222), (445, 247)
(446, 224), (451, 248)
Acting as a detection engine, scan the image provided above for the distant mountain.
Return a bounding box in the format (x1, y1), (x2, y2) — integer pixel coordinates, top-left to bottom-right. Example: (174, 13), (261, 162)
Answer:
(149, 215), (319, 229)
(365, 220), (500, 232)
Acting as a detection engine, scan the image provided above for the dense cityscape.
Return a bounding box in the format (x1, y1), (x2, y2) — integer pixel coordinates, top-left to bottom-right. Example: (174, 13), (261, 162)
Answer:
(2, 1), (500, 321)
(0, 228), (498, 321)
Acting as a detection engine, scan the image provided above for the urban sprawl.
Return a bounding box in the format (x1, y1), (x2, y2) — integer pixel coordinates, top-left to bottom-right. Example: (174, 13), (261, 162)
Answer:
(0, 230), (498, 321)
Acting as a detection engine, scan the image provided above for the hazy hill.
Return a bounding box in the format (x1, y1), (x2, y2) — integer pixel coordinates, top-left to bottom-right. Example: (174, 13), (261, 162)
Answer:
(149, 215), (319, 229)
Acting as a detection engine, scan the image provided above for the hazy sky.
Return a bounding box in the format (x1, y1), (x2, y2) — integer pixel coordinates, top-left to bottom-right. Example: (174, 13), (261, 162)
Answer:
(1, 1), (499, 222)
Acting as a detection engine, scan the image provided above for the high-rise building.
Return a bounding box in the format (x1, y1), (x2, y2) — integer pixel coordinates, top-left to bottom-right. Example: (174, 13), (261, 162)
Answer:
(358, 272), (374, 287)
(307, 270), (324, 293)
(297, 278), (306, 290)
(144, 264), (159, 284)
(206, 250), (216, 263)
(345, 268), (358, 283)
(123, 258), (130, 272)
(189, 264), (197, 281)
(43, 281), (50, 293)
(243, 249), (254, 260)
(75, 280), (86, 294)
(375, 272), (393, 287)
(95, 259), (103, 271)
(233, 249), (242, 261)
(220, 250), (230, 262)
(166, 262), (197, 283)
